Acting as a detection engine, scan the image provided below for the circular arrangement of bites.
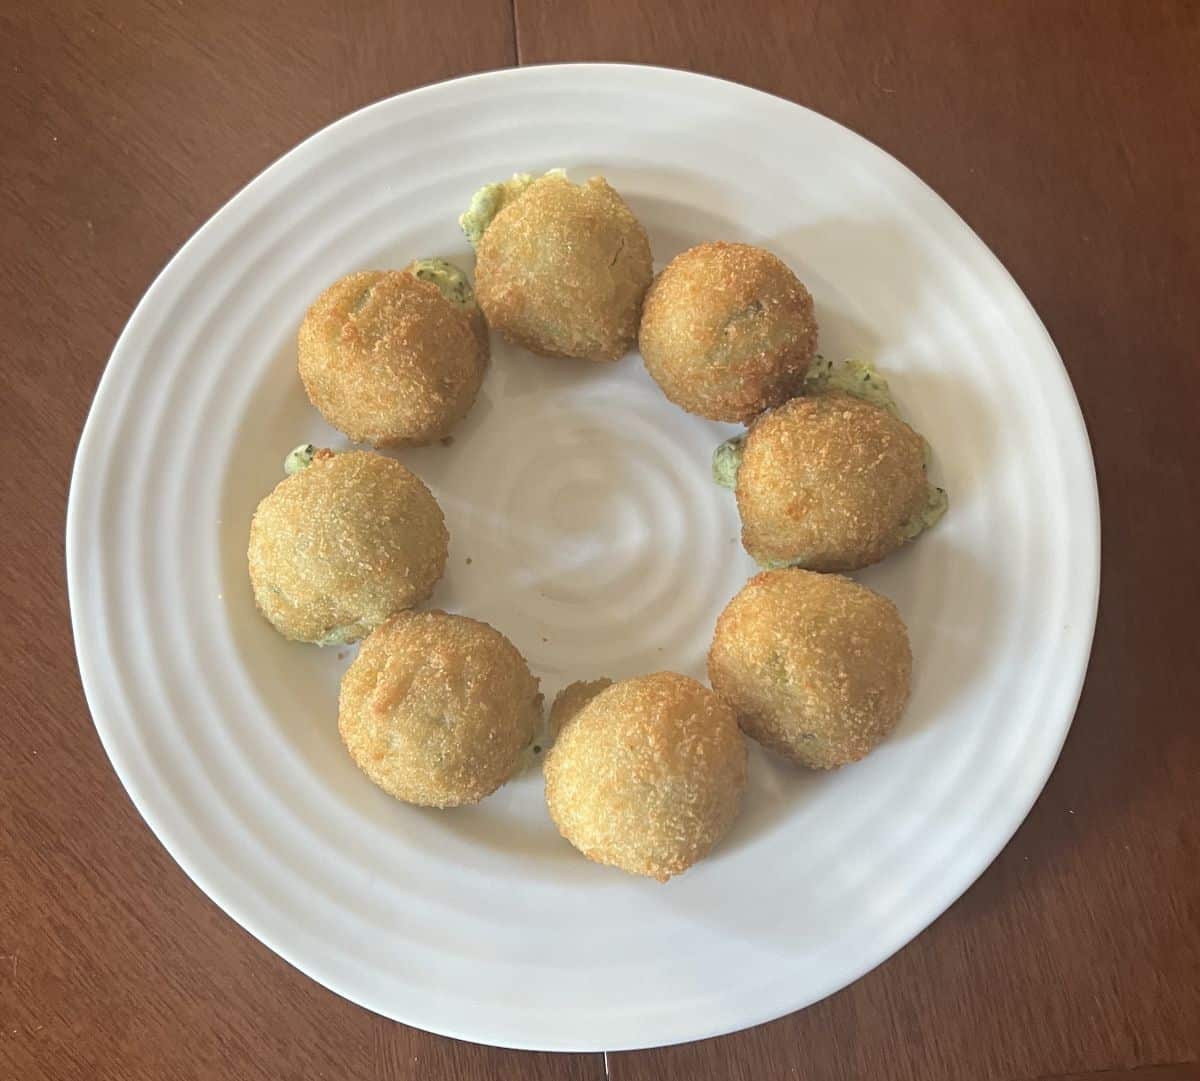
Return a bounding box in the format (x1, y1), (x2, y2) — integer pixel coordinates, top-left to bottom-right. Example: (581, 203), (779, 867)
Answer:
(249, 168), (948, 882)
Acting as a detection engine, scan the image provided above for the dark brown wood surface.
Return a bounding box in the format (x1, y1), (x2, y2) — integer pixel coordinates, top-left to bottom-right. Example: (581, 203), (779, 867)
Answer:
(1, 2), (1197, 1079)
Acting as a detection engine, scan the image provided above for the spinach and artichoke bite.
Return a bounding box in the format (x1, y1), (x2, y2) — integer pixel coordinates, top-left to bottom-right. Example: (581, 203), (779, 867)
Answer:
(298, 265), (486, 447)
(247, 449), (447, 645)
(338, 611), (543, 808)
(708, 569), (912, 770)
(713, 358), (947, 572)
(638, 242), (818, 423)
(461, 170), (653, 362)
(544, 673), (747, 882)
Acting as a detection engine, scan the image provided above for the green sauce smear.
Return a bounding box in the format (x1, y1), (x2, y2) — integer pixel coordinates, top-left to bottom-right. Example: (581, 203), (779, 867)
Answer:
(458, 168), (567, 247)
(407, 258), (475, 309)
(284, 444), (317, 476)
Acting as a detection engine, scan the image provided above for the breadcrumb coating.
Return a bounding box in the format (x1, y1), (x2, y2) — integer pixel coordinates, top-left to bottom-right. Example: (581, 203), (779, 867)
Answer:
(247, 450), (447, 644)
(401, 258), (491, 362)
(544, 673), (747, 882)
(339, 610), (543, 808)
(298, 270), (486, 446)
(639, 242), (817, 422)
(708, 569), (911, 769)
(548, 678), (614, 738)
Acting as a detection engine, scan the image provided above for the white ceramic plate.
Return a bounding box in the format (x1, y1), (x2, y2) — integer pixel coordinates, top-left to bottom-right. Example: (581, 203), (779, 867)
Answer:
(67, 64), (1099, 1051)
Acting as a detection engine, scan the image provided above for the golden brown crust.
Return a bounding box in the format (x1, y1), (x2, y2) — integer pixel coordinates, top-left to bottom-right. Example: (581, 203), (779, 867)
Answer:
(708, 569), (911, 769)
(298, 270), (486, 446)
(338, 610), (542, 808)
(638, 242), (817, 423)
(399, 260), (492, 363)
(736, 392), (928, 571)
(463, 306), (491, 362)
(547, 678), (613, 738)
(474, 176), (653, 362)
(543, 673), (747, 882)
(247, 451), (447, 643)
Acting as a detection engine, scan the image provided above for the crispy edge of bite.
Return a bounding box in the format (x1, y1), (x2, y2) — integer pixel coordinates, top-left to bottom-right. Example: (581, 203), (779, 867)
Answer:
(543, 672), (747, 882)
(297, 269), (486, 447)
(474, 175), (653, 362)
(707, 569), (912, 770)
(338, 610), (543, 808)
(402, 258), (491, 364)
(548, 678), (614, 739)
(735, 391), (929, 572)
(510, 677), (616, 776)
(638, 241), (817, 423)
(247, 450), (448, 644)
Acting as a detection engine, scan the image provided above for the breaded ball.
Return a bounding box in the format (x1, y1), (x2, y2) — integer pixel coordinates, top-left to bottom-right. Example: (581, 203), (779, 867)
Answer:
(544, 673), (747, 882)
(473, 174), (653, 362)
(735, 392), (931, 571)
(338, 610), (543, 808)
(708, 569), (911, 769)
(298, 269), (486, 446)
(247, 450), (447, 644)
(639, 242), (817, 422)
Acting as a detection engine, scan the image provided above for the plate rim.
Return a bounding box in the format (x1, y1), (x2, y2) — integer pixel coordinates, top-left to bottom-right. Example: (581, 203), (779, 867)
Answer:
(66, 62), (1101, 1051)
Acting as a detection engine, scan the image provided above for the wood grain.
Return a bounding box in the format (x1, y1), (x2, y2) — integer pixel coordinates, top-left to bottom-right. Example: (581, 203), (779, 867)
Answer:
(517, 1), (1200, 1078)
(2, 1), (1198, 1079)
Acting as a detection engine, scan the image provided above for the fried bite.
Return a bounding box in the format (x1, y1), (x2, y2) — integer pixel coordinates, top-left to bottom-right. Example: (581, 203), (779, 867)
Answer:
(298, 269), (485, 446)
(339, 610), (542, 808)
(247, 450), (447, 644)
(638, 242), (817, 423)
(544, 673), (747, 882)
(708, 569), (911, 769)
(733, 392), (933, 571)
(472, 174), (653, 362)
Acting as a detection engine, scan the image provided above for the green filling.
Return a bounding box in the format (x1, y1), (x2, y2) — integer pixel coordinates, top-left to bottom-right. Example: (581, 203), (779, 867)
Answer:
(407, 258), (475, 309)
(804, 356), (899, 414)
(899, 483), (949, 541)
(897, 436), (949, 541)
(712, 435), (746, 489)
(458, 168), (567, 247)
(283, 443), (317, 475)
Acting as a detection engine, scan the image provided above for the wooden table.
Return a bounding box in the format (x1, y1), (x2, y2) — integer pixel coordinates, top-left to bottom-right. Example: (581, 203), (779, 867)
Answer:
(3, 3), (1198, 1078)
